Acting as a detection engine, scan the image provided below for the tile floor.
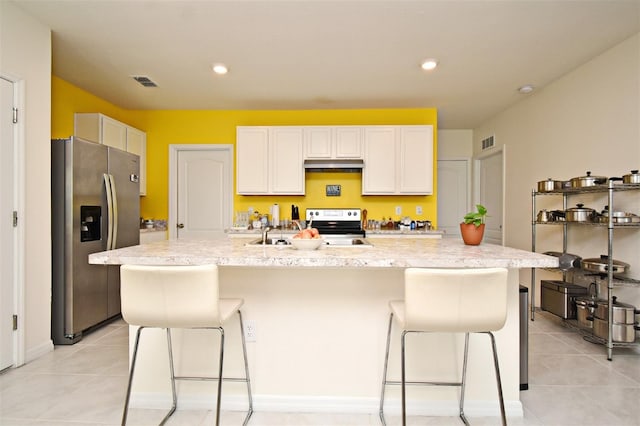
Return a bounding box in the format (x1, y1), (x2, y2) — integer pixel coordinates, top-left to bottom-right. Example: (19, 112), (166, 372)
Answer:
(1, 311), (638, 425)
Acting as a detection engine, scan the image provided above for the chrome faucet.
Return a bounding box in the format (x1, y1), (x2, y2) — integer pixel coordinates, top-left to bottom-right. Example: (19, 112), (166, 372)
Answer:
(261, 226), (272, 245)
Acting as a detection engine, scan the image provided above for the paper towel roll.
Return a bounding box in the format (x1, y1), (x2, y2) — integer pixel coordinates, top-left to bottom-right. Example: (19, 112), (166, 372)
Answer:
(270, 204), (280, 227)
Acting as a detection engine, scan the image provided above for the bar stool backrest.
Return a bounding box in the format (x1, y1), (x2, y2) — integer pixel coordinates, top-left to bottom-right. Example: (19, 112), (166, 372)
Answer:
(404, 268), (508, 332)
(121, 264), (221, 328)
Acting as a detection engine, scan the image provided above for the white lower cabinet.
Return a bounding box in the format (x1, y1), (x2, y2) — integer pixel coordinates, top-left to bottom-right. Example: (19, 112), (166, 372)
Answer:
(362, 125), (433, 195)
(236, 126), (304, 195)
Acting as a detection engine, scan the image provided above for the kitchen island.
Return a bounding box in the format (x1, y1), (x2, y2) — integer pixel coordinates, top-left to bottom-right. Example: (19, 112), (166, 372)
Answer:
(90, 238), (556, 419)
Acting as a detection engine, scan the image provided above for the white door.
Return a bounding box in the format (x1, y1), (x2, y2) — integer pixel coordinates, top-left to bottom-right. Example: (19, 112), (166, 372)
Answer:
(437, 159), (469, 237)
(170, 146), (233, 240)
(0, 77), (15, 370)
(476, 148), (504, 245)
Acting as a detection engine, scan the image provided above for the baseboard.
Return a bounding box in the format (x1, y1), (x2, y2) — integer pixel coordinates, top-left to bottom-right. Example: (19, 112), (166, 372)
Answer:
(130, 392), (523, 418)
(24, 339), (54, 364)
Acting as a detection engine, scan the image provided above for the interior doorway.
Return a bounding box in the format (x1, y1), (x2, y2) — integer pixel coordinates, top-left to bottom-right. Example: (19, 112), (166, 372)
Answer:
(168, 145), (233, 240)
(1, 76), (17, 370)
(475, 146), (505, 245)
(437, 158), (470, 237)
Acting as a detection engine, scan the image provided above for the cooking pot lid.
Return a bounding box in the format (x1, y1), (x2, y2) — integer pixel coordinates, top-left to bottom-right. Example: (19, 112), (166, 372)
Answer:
(567, 203), (595, 212)
(582, 256), (630, 268)
(572, 171), (607, 180)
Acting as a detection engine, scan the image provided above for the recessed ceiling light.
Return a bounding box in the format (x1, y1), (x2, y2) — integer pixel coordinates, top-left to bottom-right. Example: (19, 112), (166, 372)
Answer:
(420, 59), (438, 71)
(518, 84), (534, 94)
(212, 64), (228, 75)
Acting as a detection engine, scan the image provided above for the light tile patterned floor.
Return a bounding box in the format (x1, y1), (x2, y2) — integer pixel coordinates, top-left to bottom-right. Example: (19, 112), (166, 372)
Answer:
(1, 312), (638, 425)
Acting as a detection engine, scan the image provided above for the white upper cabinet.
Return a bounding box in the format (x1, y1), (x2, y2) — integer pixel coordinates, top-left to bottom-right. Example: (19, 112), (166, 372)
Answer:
(304, 126), (362, 159)
(362, 125), (433, 195)
(236, 126), (305, 195)
(125, 127), (147, 196)
(74, 113), (147, 196)
(362, 127), (397, 194)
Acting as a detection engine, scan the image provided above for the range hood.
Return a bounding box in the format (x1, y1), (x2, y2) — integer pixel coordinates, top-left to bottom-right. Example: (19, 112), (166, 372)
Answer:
(303, 159), (364, 172)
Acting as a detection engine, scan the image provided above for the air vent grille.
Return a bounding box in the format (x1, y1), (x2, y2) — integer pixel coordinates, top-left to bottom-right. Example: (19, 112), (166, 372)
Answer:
(132, 76), (158, 87)
(481, 135), (495, 150)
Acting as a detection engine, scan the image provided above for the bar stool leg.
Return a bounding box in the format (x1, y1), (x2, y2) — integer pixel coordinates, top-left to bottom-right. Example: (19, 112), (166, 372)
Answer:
(459, 332), (470, 426)
(400, 330), (409, 426)
(215, 328), (225, 426)
(122, 325), (145, 425)
(159, 328), (178, 425)
(486, 332), (507, 426)
(378, 313), (394, 426)
(237, 310), (254, 426)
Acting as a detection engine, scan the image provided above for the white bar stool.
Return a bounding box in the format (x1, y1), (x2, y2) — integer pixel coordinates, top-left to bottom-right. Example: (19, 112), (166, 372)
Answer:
(120, 264), (253, 426)
(379, 267), (508, 426)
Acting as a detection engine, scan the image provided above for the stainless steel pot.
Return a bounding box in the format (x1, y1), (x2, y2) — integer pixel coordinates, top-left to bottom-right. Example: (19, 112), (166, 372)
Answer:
(537, 178), (564, 192)
(565, 204), (597, 222)
(570, 171), (607, 188)
(575, 297), (595, 329)
(581, 255), (630, 274)
(537, 209), (553, 222)
(594, 297), (639, 323)
(593, 317), (639, 343)
(622, 169), (640, 184)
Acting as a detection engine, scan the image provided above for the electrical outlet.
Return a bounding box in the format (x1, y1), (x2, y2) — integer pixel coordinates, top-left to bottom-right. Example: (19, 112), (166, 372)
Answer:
(416, 206), (423, 215)
(244, 320), (256, 342)
(395, 206), (402, 215)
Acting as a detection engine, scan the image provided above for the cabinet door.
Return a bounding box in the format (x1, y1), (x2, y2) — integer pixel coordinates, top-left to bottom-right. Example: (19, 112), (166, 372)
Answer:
(236, 127), (269, 194)
(101, 116), (127, 150)
(126, 127), (147, 196)
(335, 127), (362, 158)
(270, 127), (304, 194)
(304, 127), (332, 158)
(398, 126), (433, 194)
(362, 127), (396, 194)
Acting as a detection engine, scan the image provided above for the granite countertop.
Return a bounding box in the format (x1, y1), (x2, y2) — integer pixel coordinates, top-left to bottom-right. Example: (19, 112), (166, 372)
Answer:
(89, 237), (558, 269)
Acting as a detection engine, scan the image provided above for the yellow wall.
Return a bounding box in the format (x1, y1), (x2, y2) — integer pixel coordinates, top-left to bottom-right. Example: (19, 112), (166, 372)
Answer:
(52, 76), (439, 226)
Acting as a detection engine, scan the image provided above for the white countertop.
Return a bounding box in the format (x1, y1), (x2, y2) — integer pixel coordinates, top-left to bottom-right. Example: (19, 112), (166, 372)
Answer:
(89, 237), (557, 269)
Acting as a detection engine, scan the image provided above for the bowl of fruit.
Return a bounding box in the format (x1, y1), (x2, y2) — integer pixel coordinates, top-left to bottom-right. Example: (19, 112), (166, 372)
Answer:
(289, 227), (324, 250)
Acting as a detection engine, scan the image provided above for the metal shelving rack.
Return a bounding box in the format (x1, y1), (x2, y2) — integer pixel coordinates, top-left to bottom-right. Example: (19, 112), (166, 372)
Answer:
(530, 180), (640, 360)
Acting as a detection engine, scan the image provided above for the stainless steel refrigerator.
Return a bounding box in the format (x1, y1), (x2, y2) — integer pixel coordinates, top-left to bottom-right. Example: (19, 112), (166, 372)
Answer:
(51, 137), (140, 344)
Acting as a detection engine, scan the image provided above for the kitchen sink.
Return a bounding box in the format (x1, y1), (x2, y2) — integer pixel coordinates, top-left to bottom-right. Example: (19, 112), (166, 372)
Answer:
(246, 238), (291, 246)
(245, 237), (373, 247)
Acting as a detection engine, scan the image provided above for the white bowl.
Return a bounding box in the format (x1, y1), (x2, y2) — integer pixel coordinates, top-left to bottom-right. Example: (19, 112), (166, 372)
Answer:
(289, 237), (324, 250)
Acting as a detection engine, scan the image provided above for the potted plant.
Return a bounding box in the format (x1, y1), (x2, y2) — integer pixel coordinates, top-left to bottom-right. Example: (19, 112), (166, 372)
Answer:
(460, 204), (487, 245)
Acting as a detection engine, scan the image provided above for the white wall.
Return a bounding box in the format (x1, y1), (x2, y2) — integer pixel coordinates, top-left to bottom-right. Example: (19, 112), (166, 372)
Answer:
(474, 34), (640, 306)
(437, 129), (473, 159)
(0, 1), (53, 361)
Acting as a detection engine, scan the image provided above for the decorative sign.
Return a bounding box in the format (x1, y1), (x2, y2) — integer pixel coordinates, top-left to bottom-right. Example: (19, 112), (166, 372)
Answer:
(326, 184), (341, 196)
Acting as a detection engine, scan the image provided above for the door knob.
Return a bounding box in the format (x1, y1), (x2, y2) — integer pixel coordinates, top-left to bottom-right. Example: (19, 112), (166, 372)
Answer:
(177, 223), (185, 229)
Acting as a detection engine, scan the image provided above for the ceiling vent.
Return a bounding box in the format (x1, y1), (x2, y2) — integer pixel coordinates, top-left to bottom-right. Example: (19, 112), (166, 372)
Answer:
(481, 135), (495, 150)
(132, 76), (158, 87)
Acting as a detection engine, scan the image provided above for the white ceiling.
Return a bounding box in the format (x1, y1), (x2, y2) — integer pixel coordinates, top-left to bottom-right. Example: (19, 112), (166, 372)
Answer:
(12, 0), (640, 129)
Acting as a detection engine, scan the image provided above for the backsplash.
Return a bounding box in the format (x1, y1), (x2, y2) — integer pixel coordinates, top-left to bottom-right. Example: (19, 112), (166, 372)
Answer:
(234, 172), (437, 227)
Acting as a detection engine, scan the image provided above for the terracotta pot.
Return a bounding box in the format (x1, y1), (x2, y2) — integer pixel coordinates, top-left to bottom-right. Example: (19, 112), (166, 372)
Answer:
(460, 223), (485, 245)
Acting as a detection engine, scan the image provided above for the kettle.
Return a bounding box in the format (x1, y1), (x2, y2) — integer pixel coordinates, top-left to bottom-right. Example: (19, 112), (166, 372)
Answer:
(537, 209), (553, 222)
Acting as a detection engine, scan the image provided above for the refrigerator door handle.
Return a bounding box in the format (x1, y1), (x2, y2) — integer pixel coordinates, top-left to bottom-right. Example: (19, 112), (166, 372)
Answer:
(103, 174), (114, 250)
(109, 174), (119, 250)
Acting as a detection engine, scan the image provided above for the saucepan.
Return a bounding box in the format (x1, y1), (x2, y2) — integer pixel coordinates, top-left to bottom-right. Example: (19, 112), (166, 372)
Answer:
(622, 170), (640, 184)
(537, 178), (565, 192)
(565, 204), (597, 222)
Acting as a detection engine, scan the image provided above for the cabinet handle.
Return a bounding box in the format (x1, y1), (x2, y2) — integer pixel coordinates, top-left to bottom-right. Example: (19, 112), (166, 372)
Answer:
(177, 223), (185, 229)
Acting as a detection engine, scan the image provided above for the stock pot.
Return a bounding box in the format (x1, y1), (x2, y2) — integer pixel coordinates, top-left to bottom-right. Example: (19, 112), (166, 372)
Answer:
(593, 318), (639, 343)
(565, 204), (596, 222)
(595, 297), (639, 323)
